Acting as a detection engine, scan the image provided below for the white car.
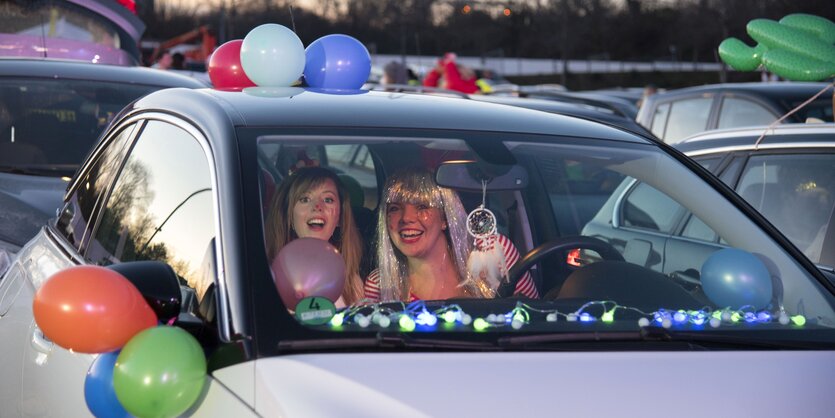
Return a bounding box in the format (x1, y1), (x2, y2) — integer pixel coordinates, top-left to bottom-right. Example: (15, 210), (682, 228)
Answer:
(1, 85), (834, 417)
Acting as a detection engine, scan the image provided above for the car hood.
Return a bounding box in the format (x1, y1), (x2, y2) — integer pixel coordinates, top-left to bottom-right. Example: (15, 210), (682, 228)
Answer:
(0, 173), (65, 246)
(246, 351), (835, 417)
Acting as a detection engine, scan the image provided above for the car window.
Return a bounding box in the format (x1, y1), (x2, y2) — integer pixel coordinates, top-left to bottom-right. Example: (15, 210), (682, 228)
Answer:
(55, 123), (137, 250)
(692, 156), (722, 171)
(649, 102), (670, 139)
(86, 120), (215, 302)
(717, 97), (777, 129)
(664, 97), (712, 143)
(681, 214), (718, 242)
(622, 182), (683, 233)
(536, 155), (625, 236)
(736, 153), (835, 264)
(0, 79), (166, 177)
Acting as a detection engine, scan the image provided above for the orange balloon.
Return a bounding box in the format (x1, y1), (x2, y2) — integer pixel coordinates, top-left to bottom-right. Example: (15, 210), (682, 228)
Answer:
(33, 265), (157, 353)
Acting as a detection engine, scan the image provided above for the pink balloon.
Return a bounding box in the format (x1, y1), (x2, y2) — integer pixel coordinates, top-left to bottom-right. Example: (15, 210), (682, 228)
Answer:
(271, 238), (345, 309)
(208, 40), (256, 90)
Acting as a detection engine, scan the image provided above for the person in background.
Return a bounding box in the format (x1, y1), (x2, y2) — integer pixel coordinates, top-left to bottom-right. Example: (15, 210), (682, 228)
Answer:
(637, 83), (657, 108)
(423, 52), (480, 94)
(364, 168), (538, 302)
(381, 61), (409, 90)
(152, 50), (173, 70)
(171, 52), (186, 70)
(265, 167), (365, 307)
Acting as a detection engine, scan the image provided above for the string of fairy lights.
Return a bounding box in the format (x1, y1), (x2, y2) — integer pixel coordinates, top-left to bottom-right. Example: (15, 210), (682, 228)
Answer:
(327, 300), (807, 331)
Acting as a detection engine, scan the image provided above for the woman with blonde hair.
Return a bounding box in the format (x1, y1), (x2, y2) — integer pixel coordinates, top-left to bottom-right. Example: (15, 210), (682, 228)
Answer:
(364, 168), (538, 302)
(265, 167), (364, 306)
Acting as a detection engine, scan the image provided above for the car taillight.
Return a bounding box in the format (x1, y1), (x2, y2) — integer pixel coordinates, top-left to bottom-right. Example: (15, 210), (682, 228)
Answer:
(566, 248), (582, 267)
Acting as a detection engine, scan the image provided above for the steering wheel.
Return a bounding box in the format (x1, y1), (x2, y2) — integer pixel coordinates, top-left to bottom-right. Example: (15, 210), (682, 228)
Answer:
(498, 236), (624, 297)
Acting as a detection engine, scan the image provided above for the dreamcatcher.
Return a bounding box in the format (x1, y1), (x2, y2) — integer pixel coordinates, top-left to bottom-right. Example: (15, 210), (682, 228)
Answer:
(466, 180), (508, 292)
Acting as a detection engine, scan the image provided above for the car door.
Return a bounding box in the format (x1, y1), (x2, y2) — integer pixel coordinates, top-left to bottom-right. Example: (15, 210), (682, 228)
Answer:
(14, 117), (219, 416)
(0, 122), (138, 416)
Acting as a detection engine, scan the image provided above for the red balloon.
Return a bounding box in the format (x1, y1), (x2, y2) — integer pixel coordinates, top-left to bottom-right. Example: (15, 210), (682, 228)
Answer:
(208, 40), (256, 89)
(33, 265), (157, 353)
(271, 238), (346, 309)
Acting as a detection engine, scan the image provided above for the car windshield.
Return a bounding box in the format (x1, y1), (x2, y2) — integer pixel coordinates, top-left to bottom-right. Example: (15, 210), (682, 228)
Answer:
(0, 78), (161, 177)
(252, 131), (835, 349)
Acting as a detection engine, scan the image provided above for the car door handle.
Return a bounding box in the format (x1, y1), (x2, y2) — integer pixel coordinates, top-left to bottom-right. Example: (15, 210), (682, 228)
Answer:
(31, 327), (54, 354)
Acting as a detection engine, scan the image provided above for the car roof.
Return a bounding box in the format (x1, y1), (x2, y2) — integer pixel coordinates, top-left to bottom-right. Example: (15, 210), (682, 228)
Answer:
(648, 82), (833, 102)
(131, 87), (651, 143)
(0, 58), (207, 88)
(675, 123), (835, 156)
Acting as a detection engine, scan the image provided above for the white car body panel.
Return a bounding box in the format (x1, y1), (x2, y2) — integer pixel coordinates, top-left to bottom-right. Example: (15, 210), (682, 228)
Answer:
(245, 351), (835, 417)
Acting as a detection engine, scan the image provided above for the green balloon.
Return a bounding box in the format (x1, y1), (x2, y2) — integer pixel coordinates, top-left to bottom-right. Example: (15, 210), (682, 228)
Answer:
(113, 326), (207, 418)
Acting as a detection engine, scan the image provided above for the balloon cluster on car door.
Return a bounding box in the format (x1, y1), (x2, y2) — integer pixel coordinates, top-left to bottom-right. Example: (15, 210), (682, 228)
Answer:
(32, 266), (207, 418)
(718, 13), (835, 81)
(208, 23), (371, 90)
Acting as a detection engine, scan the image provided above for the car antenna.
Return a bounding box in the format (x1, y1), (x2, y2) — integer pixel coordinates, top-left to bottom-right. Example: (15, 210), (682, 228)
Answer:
(288, 5), (297, 34)
(754, 81), (835, 149)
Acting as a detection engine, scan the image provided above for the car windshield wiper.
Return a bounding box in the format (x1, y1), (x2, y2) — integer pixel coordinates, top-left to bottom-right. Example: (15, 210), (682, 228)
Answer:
(277, 333), (500, 353)
(497, 326), (835, 349)
(0, 165), (44, 176)
(497, 326), (835, 350)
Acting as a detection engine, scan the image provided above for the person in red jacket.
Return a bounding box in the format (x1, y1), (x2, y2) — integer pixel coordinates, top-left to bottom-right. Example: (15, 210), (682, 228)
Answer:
(423, 53), (480, 94)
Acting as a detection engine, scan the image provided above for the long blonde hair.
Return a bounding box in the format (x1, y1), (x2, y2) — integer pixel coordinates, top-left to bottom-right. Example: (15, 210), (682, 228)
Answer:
(265, 167), (364, 304)
(375, 168), (493, 301)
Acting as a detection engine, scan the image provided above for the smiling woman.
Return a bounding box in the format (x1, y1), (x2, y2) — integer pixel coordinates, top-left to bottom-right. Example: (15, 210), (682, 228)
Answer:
(265, 167), (365, 306)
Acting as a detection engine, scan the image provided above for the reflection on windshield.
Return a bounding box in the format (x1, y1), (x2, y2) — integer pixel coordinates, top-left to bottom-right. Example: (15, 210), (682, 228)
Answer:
(256, 135), (835, 340)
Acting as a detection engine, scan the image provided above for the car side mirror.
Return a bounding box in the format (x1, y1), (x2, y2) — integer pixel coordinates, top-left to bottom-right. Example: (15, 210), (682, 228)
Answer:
(106, 261), (182, 323)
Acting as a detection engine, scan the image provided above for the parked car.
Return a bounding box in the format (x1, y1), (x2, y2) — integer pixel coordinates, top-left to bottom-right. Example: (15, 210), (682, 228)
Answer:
(1, 86), (833, 417)
(581, 123), (835, 289)
(676, 124), (835, 275)
(364, 83), (654, 137)
(635, 82), (835, 143)
(0, 58), (206, 253)
(0, 0), (145, 65)
(491, 84), (640, 120)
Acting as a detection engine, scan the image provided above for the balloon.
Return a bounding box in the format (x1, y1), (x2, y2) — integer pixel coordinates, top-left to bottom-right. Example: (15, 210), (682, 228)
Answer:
(717, 14), (835, 81)
(33, 265), (157, 353)
(208, 39), (256, 90)
(304, 34), (371, 89)
(85, 351), (130, 418)
(701, 248), (773, 310)
(271, 237), (346, 309)
(114, 326), (206, 418)
(240, 23), (305, 87)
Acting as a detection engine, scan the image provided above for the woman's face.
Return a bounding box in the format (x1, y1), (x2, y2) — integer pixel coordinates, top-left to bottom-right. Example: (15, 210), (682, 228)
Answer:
(386, 202), (447, 259)
(291, 178), (340, 241)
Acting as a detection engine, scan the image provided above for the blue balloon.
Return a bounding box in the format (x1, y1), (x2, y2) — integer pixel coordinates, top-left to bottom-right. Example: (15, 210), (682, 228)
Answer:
(701, 248), (773, 310)
(304, 34), (371, 89)
(85, 351), (131, 418)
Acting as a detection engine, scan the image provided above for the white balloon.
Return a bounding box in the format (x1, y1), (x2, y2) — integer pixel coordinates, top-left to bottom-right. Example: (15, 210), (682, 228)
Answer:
(240, 24), (305, 87)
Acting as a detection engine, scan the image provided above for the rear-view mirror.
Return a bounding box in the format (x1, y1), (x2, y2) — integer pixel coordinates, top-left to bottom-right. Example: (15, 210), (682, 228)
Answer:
(435, 160), (529, 191)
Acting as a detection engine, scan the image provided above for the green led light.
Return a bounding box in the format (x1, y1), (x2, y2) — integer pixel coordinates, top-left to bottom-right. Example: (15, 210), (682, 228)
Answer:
(791, 315), (806, 326)
(330, 312), (345, 327)
(443, 311), (457, 323)
(712, 311), (723, 320)
(513, 312), (525, 323)
(399, 315), (416, 331)
(601, 309), (615, 323)
(731, 312), (741, 322)
(473, 318), (490, 331)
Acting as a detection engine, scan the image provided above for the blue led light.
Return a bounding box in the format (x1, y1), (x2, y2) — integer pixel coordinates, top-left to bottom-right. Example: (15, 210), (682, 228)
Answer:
(415, 310), (438, 326)
(673, 311), (687, 323)
(757, 311), (772, 322)
(579, 312), (595, 322)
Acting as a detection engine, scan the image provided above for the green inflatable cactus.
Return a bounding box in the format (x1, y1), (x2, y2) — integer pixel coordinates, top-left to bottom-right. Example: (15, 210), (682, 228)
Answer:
(718, 14), (835, 81)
